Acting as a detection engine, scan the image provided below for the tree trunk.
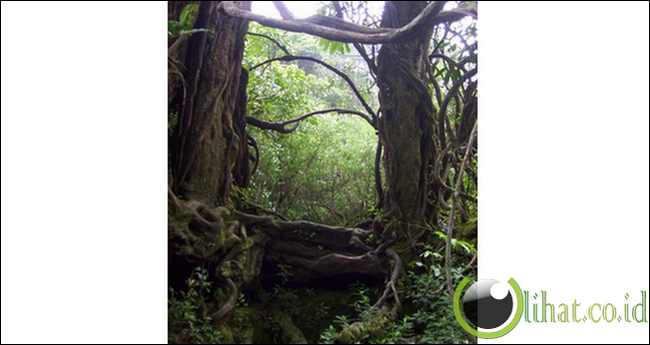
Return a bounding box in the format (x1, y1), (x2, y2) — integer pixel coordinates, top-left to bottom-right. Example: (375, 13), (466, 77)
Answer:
(377, 1), (435, 239)
(170, 1), (251, 205)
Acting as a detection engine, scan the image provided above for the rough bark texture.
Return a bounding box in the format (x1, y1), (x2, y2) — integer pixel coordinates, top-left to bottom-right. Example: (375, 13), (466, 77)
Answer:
(377, 1), (435, 228)
(168, 189), (267, 290)
(232, 69), (251, 188)
(171, 1), (251, 205)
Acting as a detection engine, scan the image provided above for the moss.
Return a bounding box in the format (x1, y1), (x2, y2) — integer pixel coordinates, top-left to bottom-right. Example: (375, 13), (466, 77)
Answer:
(334, 310), (391, 343)
(215, 324), (234, 343)
(226, 307), (257, 344)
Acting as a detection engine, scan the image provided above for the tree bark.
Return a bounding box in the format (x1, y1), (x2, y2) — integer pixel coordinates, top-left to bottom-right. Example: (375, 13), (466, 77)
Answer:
(170, 1), (251, 205)
(377, 1), (435, 229)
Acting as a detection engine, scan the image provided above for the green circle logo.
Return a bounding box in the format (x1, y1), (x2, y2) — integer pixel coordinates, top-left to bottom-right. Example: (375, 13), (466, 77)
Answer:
(453, 277), (524, 339)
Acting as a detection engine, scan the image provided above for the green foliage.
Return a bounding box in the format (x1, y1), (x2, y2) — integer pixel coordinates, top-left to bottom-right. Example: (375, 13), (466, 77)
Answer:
(168, 20), (182, 36)
(433, 230), (477, 255)
(244, 24), (377, 225)
(167, 4), (199, 36)
(405, 268), (471, 344)
(375, 316), (416, 344)
(319, 258), (475, 344)
(179, 4), (199, 29)
(317, 38), (351, 54)
(319, 315), (351, 344)
(168, 4), (199, 36)
(319, 324), (339, 344)
(168, 268), (224, 344)
(351, 282), (371, 316)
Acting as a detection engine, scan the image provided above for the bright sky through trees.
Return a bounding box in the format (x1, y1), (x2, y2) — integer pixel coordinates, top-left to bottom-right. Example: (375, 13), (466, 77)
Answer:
(252, 1), (385, 19)
(252, 1), (321, 18)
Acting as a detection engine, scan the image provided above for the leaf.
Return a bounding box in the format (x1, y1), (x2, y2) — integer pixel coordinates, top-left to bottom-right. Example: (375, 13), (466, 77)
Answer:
(317, 38), (351, 54)
(432, 266), (441, 277)
(168, 20), (182, 35)
(179, 4), (199, 30)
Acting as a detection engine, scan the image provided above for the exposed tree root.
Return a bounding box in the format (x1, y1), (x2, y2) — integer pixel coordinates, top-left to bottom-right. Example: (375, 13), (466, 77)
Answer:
(211, 278), (238, 321)
(334, 308), (393, 343)
(169, 190), (406, 326)
(233, 210), (373, 253)
(372, 248), (403, 316)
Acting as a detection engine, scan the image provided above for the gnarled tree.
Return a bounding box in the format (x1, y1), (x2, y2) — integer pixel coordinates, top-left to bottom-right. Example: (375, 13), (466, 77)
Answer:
(170, 1), (251, 205)
(168, 1), (477, 343)
(376, 1), (436, 252)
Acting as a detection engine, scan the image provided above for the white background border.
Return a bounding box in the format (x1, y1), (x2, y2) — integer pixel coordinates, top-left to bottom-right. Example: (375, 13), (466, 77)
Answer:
(480, 2), (649, 343)
(1, 2), (167, 343)
(1, 1), (648, 343)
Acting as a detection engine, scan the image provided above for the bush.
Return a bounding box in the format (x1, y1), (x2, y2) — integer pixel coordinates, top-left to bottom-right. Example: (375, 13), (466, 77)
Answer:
(168, 268), (224, 344)
(319, 257), (476, 344)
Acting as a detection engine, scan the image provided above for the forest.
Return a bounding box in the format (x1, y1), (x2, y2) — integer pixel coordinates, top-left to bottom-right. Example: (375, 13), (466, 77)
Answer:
(167, 1), (478, 343)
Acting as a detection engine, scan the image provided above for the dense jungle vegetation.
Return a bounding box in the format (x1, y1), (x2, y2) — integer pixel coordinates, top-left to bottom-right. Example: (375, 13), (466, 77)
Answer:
(168, 1), (477, 343)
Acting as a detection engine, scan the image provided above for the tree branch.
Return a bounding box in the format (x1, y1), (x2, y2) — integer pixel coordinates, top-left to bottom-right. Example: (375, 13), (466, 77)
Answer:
(219, 1), (474, 44)
(246, 32), (291, 55)
(251, 55), (377, 119)
(445, 121), (477, 295)
(429, 53), (467, 74)
(246, 108), (375, 133)
(438, 68), (477, 146)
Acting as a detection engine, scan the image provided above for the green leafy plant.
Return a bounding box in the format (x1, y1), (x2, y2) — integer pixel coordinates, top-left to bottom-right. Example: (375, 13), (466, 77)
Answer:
(168, 267), (224, 344)
(168, 3), (199, 36)
(244, 24), (377, 225)
(434, 230), (477, 254)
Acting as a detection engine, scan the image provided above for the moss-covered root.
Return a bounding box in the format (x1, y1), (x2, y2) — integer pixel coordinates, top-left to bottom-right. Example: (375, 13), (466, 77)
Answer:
(334, 307), (393, 343)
